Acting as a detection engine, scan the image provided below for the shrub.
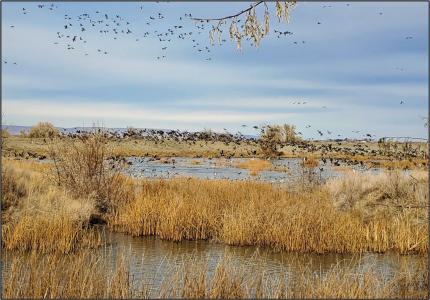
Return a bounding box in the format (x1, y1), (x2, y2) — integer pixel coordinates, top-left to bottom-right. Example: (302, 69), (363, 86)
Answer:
(259, 124), (301, 158)
(50, 131), (134, 214)
(259, 125), (283, 158)
(28, 122), (60, 138)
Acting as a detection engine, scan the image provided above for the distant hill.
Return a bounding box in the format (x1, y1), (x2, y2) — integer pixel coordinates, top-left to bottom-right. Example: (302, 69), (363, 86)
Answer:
(2, 125), (33, 135)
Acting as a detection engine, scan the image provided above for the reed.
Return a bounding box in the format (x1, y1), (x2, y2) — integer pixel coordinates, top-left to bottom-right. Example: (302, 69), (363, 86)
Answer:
(2, 213), (103, 254)
(110, 172), (428, 254)
(2, 249), (427, 299)
(2, 156), (428, 255)
(2, 160), (103, 253)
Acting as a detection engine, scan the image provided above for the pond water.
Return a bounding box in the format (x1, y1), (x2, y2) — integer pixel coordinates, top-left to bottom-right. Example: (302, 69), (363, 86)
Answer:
(124, 156), (380, 183)
(4, 232), (423, 297)
(107, 232), (424, 285)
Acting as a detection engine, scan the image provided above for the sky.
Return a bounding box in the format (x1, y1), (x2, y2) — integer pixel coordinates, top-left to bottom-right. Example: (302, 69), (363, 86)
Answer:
(2, 1), (428, 139)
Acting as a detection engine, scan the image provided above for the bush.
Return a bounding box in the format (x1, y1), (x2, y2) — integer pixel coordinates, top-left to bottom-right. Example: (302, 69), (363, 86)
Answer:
(259, 125), (282, 158)
(259, 124), (301, 158)
(28, 122), (60, 138)
(50, 131), (134, 214)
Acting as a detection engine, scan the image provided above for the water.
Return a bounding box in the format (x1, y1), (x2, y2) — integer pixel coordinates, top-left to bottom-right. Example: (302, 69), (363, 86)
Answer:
(124, 156), (379, 183)
(2, 232), (425, 297)
(105, 231), (423, 275)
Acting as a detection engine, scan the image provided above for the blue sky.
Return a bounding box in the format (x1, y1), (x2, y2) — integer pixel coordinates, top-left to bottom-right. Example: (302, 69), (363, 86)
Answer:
(2, 1), (428, 139)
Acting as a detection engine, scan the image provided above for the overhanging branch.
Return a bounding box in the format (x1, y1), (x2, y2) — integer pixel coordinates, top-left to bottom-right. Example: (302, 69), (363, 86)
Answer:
(190, 1), (264, 21)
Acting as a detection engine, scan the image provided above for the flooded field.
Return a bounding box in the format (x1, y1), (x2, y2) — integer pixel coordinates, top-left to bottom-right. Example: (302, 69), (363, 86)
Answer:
(124, 156), (379, 183)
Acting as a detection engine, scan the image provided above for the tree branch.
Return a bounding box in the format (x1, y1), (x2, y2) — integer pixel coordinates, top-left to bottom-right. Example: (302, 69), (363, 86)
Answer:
(191, 1), (265, 22)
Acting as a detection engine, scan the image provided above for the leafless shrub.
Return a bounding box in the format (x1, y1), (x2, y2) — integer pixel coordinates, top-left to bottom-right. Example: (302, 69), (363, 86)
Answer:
(49, 129), (134, 214)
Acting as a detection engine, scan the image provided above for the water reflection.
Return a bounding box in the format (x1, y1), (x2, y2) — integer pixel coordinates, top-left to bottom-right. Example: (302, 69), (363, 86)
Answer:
(102, 232), (424, 294)
(2, 231), (425, 297)
(124, 157), (380, 183)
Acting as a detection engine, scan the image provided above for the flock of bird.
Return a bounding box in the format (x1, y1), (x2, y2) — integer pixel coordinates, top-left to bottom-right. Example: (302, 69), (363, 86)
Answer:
(5, 2), (415, 77)
(54, 125), (427, 165)
(9, 3), (221, 61)
(4, 3), (422, 144)
(8, 2), (411, 63)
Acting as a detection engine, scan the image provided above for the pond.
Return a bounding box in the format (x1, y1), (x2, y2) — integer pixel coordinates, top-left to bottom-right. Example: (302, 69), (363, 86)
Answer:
(5, 231), (424, 297)
(124, 156), (380, 183)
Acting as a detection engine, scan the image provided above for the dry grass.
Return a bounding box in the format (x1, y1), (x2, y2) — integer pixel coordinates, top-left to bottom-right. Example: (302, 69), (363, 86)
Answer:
(327, 170), (428, 218)
(3, 154), (428, 255)
(288, 259), (428, 299)
(2, 250), (132, 299)
(301, 156), (319, 168)
(2, 250), (427, 299)
(2, 213), (103, 254)
(235, 158), (272, 176)
(110, 173), (428, 254)
(1, 161), (103, 253)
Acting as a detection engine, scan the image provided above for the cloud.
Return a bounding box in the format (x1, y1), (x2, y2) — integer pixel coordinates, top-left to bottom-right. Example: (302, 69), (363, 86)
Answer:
(2, 98), (295, 125)
(2, 2), (427, 138)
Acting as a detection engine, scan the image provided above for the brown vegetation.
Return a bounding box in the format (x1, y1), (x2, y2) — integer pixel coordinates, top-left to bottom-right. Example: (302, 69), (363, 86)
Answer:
(3, 135), (428, 172)
(1, 161), (102, 253)
(28, 122), (60, 138)
(2, 148), (428, 255)
(2, 249), (427, 299)
(259, 124), (301, 158)
(49, 133), (135, 214)
(110, 173), (428, 254)
(235, 158), (272, 176)
(1, 131), (428, 299)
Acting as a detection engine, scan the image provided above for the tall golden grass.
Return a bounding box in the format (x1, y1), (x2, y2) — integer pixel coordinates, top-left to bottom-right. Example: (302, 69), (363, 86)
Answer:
(1, 162), (103, 253)
(2, 155), (428, 255)
(2, 249), (427, 299)
(2, 142), (428, 255)
(2, 149), (428, 298)
(110, 172), (428, 254)
(2, 213), (103, 254)
(235, 158), (272, 176)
